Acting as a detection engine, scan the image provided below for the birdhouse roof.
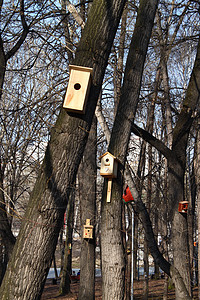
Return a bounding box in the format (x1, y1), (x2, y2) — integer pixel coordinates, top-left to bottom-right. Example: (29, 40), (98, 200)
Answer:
(99, 151), (120, 162)
(69, 64), (93, 75)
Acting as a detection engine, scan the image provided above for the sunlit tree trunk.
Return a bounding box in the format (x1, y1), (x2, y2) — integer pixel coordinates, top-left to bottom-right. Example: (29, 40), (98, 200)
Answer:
(78, 117), (97, 300)
(101, 1), (158, 299)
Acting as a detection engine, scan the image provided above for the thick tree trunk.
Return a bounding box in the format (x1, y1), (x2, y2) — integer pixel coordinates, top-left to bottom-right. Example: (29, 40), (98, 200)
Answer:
(0, 0), (126, 298)
(101, 1), (158, 299)
(168, 159), (192, 297)
(78, 117), (97, 300)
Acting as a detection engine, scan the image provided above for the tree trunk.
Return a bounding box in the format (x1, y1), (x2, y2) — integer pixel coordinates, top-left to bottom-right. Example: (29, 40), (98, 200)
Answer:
(143, 237), (149, 299)
(0, 48), (6, 100)
(194, 119), (200, 298)
(0, 0), (126, 298)
(101, 1), (158, 299)
(59, 189), (75, 295)
(78, 117), (97, 300)
(0, 173), (16, 284)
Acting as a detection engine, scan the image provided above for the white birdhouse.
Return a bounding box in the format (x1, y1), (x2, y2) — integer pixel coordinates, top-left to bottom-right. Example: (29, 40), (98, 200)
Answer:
(83, 219), (93, 239)
(100, 152), (120, 203)
(63, 65), (93, 114)
(100, 152), (119, 179)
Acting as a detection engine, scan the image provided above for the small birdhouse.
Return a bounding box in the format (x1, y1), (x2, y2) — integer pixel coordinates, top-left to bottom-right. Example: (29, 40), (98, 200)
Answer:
(123, 185), (134, 203)
(178, 201), (189, 214)
(99, 152), (119, 179)
(63, 65), (93, 114)
(83, 219), (93, 239)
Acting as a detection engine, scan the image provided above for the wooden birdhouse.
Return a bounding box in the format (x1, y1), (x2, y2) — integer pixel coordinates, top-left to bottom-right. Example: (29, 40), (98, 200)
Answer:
(100, 152), (119, 179)
(99, 152), (120, 203)
(63, 65), (93, 114)
(83, 219), (93, 239)
(178, 201), (189, 214)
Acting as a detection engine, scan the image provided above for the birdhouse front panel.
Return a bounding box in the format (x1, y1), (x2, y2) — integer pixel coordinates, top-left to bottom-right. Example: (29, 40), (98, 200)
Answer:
(83, 225), (93, 239)
(100, 152), (118, 178)
(63, 65), (93, 114)
(83, 219), (93, 239)
(178, 201), (189, 214)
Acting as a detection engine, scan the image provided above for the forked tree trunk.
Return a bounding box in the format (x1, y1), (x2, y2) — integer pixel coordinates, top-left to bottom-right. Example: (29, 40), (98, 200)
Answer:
(101, 1), (158, 299)
(0, 1), (126, 298)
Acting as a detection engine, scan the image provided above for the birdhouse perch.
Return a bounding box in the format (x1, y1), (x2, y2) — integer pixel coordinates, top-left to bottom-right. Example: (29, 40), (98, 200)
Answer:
(63, 65), (93, 114)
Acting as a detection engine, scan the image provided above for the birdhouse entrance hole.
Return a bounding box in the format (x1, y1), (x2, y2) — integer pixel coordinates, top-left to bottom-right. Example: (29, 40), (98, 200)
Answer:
(74, 83), (81, 90)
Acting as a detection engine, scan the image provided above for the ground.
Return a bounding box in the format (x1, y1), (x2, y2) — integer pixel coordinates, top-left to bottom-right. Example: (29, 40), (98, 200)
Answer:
(41, 278), (198, 299)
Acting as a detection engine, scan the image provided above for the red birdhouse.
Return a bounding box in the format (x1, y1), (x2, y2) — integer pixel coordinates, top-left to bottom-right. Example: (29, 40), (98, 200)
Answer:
(178, 201), (189, 214)
(123, 185), (134, 203)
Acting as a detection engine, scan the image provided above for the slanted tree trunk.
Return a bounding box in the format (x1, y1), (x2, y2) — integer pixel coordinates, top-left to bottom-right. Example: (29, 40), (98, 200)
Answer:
(78, 117), (97, 300)
(0, 1), (127, 298)
(101, 1), (158, 299)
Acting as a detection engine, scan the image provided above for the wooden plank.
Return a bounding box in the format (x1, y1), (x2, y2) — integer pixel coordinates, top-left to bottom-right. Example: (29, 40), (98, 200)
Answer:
(107, 179), (112, 203)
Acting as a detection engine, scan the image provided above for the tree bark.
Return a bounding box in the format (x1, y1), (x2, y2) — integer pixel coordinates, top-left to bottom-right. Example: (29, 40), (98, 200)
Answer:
(78, 117), (97, 300)
(0, 0), (127, 298)
(0, 173), (16, 284)
(194, 119), (200, 298)
(101, 1), (158, 299)
(59, 189), (75, 295)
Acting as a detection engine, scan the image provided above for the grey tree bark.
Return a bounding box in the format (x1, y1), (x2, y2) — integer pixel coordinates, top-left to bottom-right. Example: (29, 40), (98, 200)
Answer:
(0, 0), (127, 298)
(100, 1), (158, 299)
(78, 117), (97, 300)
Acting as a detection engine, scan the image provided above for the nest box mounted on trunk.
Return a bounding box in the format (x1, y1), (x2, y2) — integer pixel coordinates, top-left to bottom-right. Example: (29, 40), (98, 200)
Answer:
(100, 152), (119, 179)
(63, 65), (93, 114)
(178, 201), (189, 214)
(123, 185), (134, 203)
(83, 219), (93, 239)
(99, 152), (120, 203)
